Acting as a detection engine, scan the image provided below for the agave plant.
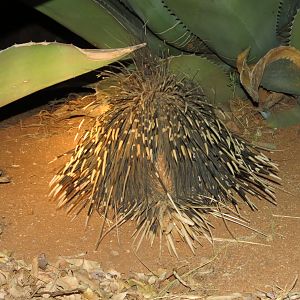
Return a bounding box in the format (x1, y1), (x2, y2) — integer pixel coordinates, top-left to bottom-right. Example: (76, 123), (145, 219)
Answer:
(1, 0), (300, 128)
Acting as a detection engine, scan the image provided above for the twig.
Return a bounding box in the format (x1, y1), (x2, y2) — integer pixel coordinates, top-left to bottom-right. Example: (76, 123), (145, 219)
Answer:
(132, 247), (157, 276)
(33, 288), (84, 298)
(158, 255), (217, 296)
(272, 214), (300, 219)
(201, 237), (271, 247)
(173, 270), (191, 289)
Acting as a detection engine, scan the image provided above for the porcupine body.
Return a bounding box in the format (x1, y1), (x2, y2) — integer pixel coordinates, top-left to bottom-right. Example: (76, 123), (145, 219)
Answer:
(49, 56), (280, 256)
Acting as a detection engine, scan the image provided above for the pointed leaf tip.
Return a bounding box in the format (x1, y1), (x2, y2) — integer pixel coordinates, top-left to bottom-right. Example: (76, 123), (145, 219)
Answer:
(0, 42), (146, 108)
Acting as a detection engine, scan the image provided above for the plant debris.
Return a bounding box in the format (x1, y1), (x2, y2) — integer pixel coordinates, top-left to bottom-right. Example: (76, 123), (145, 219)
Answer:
(0, 170), (10, 184)
(0, 251), (299, 300)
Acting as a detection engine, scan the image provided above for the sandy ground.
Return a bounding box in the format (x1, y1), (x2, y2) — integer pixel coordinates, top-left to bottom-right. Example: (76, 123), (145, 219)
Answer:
(0, 98), (299, 295)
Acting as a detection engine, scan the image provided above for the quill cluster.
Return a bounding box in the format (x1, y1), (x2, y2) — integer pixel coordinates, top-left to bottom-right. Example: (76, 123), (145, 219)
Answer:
(50, 58), (279, 256)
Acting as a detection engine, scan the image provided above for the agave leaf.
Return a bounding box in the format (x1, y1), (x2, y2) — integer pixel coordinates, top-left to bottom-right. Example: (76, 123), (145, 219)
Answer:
(93, 0), (181, 55)
(26, 0), (133, 48)
(124, 0), (210, 53)
(267, 105), (300, 128)
(276, 0), (300, 45)
(0, 42), (145, 108)
(262, 57), (300, 95)
(237, 46), (300, 103)
(163, 0), (281, 66)
(290, 9), (300, 48)
(168, 55), (234, 107)
(23, 0), (178, 55)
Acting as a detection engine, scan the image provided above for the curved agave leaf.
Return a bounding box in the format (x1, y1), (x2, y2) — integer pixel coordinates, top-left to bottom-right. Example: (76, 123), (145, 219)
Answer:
(262, 57), (300, 95)
(237, 46), (300, 127)
(94, 0), (181, 55)
(163, 0), (281, 66)
(290, 9), (300, 48)
(123, 0), (210, 53)
(168, 55), (234, 107)
(30, 0), (133, 48)
(237, 46), (300, 102)
(0, 42), (145, 108)
(24, 0), (179, 56)
(276, 0), (300, 44)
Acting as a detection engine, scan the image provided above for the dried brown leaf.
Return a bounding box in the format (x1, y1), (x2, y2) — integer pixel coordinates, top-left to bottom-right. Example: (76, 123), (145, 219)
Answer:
(64, 258), (102, 272)
(237, 46), (300, 103)
(8, 277), (31, 298)
(0, 251), (11, 264)
(0, 272), (7, 286)
(82, 287), (99, 300)
(111, 291), (127, 300)
(31, 256), (39, 278)
(206, 293), (243, 300)
(56, 275), (80, 290)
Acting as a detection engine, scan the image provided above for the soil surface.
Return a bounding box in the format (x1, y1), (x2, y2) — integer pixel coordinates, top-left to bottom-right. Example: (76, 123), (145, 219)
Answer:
(0, 97), (299, 296)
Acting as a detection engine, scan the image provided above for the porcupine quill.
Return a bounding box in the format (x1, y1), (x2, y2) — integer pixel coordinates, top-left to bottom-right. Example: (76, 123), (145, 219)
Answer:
(49, 52), (280, 257)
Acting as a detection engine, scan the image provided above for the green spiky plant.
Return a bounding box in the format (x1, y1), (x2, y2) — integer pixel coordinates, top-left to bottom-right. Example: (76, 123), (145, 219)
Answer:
(1, 0), (300, 128)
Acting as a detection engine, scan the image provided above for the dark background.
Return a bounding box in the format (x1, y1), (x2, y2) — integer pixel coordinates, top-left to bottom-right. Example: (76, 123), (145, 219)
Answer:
(0, 0), (91, 49)
(0, 0), (96, 120)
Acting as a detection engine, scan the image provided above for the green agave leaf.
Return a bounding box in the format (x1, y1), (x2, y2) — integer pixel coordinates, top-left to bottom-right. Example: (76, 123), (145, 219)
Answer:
(124, 0), (209, 53)
(0, 42), (145, 108)
(163, 0), (281, 66)
(276, 0), (300, 45)
(267, 105), (300, 128)
(24, 0), (178, 55)
(262, 58), (300, 95)
(237, 46), (300, 102)
(94, 0), (181, 55)
(31, 0), (133, 48)
(168, 55), (234, 107)
(290, 9), (300, 48)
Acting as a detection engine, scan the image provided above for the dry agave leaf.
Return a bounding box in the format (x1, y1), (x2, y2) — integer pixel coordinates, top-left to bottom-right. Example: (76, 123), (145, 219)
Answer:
(237, 46), (300, 103)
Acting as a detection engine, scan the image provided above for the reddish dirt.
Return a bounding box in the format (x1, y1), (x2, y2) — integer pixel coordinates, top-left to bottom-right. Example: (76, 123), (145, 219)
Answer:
(0, 101), (299, 295)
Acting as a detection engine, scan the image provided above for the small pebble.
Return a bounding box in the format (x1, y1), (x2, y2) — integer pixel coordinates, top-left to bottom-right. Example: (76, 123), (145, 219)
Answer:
(38, 253), (48, 270)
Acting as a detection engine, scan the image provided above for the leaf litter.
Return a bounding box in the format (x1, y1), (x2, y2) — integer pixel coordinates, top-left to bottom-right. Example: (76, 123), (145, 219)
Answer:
(0, 250), (299, 300)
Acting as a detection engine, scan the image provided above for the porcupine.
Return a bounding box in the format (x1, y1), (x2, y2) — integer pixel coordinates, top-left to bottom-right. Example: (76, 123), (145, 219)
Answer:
(49, 54), (280, 256)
